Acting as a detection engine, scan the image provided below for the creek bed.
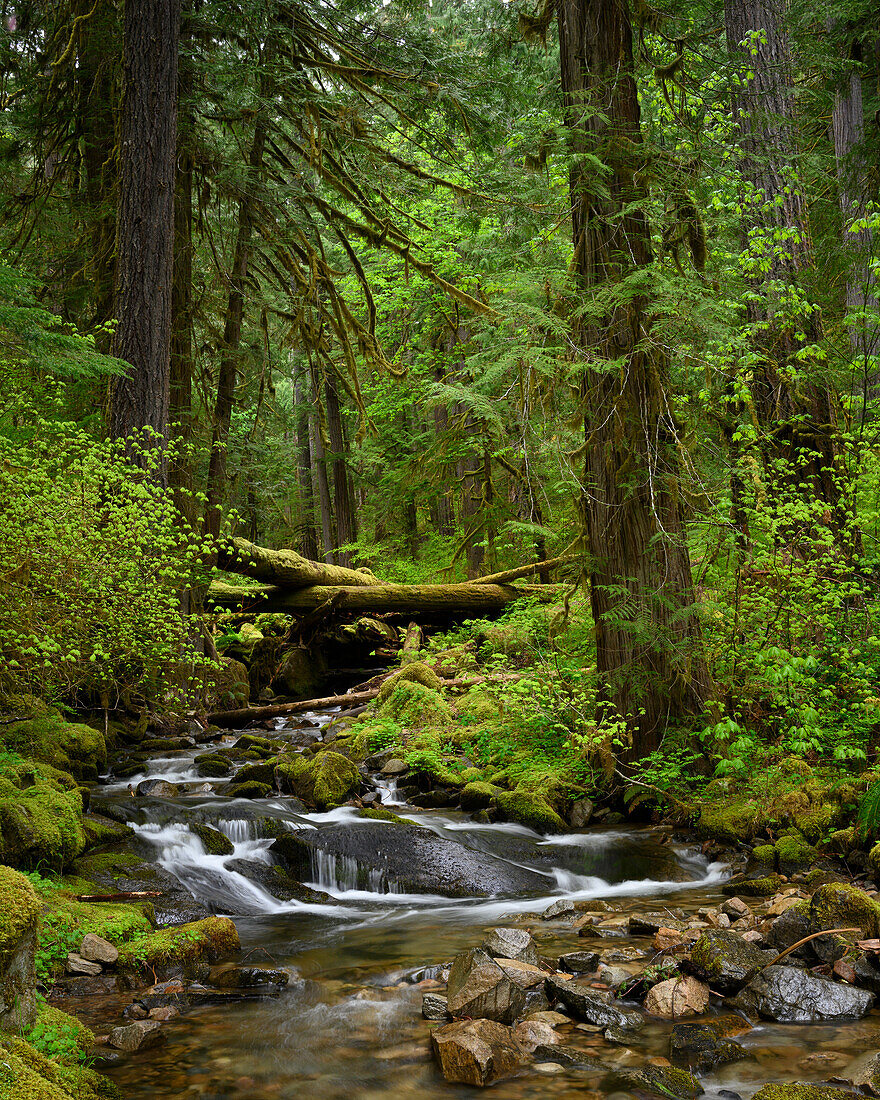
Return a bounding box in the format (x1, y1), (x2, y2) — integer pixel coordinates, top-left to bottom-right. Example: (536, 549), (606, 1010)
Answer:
(67, 711), (880, 1099)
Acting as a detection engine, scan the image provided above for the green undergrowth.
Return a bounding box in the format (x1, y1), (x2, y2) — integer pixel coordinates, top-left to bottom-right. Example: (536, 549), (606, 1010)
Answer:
(115, 916), (240, 980)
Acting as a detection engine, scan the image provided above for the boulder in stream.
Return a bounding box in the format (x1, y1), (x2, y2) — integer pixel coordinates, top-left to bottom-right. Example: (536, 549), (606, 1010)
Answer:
(446, 948), (532, 1023)
(545, 975), (643, 1031)
(609, 1066), (704, 1100)
(0, 866), (40, 1032)
(644, 975), (710, 1018)
(108, 1020), (166, 1052)
(271, 821), (550, 897)
(669, 1022), (750, 1071)
(729, 964), (875, 1022)
(482, 927), (539, 967)
(431, 1018), (522, 1087)
(685, 929), (775, 994)
(274, 751), (360, 811)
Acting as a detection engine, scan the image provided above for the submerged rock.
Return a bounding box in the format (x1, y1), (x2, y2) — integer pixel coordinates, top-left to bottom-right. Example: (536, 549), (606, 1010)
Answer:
(271, 821), (549, 898)
(730, 964), (875, 1022)
(545, 975), (643, 1031)
(669, 1022), (749, 1072)
(108, 1019), (166, 1052)
(431, 1018), (521, 1087)
(610, 1066), (704, 1100)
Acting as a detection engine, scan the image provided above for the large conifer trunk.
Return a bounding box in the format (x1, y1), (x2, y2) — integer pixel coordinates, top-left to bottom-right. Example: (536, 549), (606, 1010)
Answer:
(558, 0), (710, 756)
(110, 0), (180, 475)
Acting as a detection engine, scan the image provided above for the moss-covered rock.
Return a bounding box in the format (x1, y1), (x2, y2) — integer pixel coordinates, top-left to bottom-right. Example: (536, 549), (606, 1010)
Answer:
(752, 1085), (857, 1100)
(0, 1030), (122, 1100)
(868, 841), (880, 882)
(3, 709), (106, 782)
(0, 867), (41, 1033)
(225, 780), (272, 799)
(190, 824), (234, 856)
(810, 882), (880, 940)
(610, 1065), (704, 1099)
(275, 752), (360, 811)
(378, 662), (442, 703)
(379, 681), (452, 729)
(698, 797), (762, 844)
(27, 1002), (94, 1061)
(746, 845), (776, 876)
(721, 874), (784, 897)
(194, 753), (233, 777)
(116, 916), (239, 984)
(494, 790), (565, 834)
(686, 929), (771, 994)
(457, 687), (503, 723)
(826, 827), (857, 856)
(81, 816), (131, 852)
(460, 782), (500, 812)
(0, 764), (85, 871)
(359, 808), (412, 826)
(271, 646), (326, 698)
(774, 833), (818, 875)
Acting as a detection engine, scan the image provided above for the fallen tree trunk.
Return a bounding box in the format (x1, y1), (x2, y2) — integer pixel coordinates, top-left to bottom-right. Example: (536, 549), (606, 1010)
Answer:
(207, 580), (559, 615)
(207, 673), (522, 726)
(218, 537), (386, 589)
(471, 553), (577, 586)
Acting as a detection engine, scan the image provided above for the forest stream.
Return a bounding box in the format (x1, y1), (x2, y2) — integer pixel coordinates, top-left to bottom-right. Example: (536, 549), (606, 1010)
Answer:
(49, 704), (880, 1100)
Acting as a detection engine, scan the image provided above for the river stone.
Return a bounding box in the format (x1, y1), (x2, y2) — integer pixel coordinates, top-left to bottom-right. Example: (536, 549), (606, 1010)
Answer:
(422, 993), (450, 1020)
(446, 948), (525, 1023)
(729, 964), (875, 1022)
(559, 951), (600, 974)
(135, 779), (179, 797)
(224, 858), (332, 904)
(380, 758), (408, 776)
(210, 965), (289, 989)
(767, 901), (811, 953)
(840, 1050), (880, 1089)
(431, 1018), (521, 1087)
(513, 1019), (561, 1051)
(66, 952), (103, 976)
(271, 822), (550, 898)
(80, 933), (119, 965)
(629, 913), (686, 935)
(483, 928), (539, 967)
(610, 1066), (704, 1100)
(108, 1020), (166, 1052)
(669, 1023), (749, 1072)
(752, 1086), (862, 1100)
(545, 975), (643, 1031)
(542, 899), (578, 920)
(532, 1043), (605, 1069)
(568, 798), (594, 828)
(686, 930), (774, 994)
(644, 975), (710, 1018)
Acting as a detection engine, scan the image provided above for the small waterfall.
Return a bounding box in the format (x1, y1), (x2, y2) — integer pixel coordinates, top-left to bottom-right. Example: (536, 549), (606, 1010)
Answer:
(374, 777), (399, 805)
(310, 850), (401, 895)
(218, 818), (256, 844)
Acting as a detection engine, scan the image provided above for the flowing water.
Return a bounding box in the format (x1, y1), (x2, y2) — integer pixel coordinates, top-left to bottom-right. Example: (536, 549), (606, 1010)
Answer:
(73, 712), (880, 1100)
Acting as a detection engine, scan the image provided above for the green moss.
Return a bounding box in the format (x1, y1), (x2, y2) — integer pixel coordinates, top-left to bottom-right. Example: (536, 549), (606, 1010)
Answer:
(225, 780), (271, 799)
(721, 874), (783, 897)
(379, 681), (452, 730)
(190, 824), (233, 856)
(359, 808), (411, 825)
(0, 1031), (121, 1100)
(698, 797), (762, 843)
(460, 767), (484, 783)
(868, 841), (880, 880)
(80, 817), (130, 852)
(0, 867), (40, 962)
(612, 1065), (703, 1099)
(793, 802), (839, 844)
(206, 657), (250, 709)
(494, 790), (565, 834)
(460, 782), (500, 811)
(26, 1003), (94, 1060)
(749, 844), (776, 871)
(275, 751), (360, 810)
(3, 715), (105, 782)
(774, 833), (817, 873)
(0, 764), (86, 871)
(752, 1085), (853, 1100)
(116, 916), (240, 979)
(457, 686), (503, 723)
(826, 827), (856, 855)
(809, 882), (880, 938)
(377, 662), (442, 703)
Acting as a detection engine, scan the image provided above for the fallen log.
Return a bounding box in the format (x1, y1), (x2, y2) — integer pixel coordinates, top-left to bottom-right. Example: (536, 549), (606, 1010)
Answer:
(74, 891), (164, 902)
(471, 553), (577, 586)
(218, 537), (386, 589)
(207, 580), (559, 615)
(401, 621), (423, 653)
(207, 672), (523, 726)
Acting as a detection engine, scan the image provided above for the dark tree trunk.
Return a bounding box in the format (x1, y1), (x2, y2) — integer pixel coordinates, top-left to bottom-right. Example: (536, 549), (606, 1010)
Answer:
(204, 94), (267, 539)
(110, 0), (181, 480)
(558, 0), (710, 757)
(432, 366), (456, 537)
(831, 37), (878, 361)
(324, 371), (357, 567)
(459, 443), (485, 579)
(724, 0), (849, 536)
(309, 377), (336, 564)
(294, 362), (320, 560)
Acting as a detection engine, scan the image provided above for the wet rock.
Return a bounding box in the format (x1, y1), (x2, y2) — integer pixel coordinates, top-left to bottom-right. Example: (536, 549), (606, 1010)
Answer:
(545, 975), (643, 1031)
(644, 975), (710, 1018)
(66, 952), (103, 976)
(722, 874), (784, 897)
(730, 964), (875, 1022)
(381, 758), (408, 776)
(189, 823), (235, 857)
(446, 949), (533, 1023)
(274, 751), (361, 810)
(752, 1085), (862, 1100)
(767, 900), (811, 953)
(653, 928), (685, 951)
(80, 932), (119, 965)
(272, 822), (549, 898)
(686, 930), (774, 994)
(365, 747), (398, 770)
(847, 952), (880, 994)
(569, 798), (594, 828)
(542, 899), (578, 920)
(123, 1002), (149, 1019)
(840, 1050), (880, 1090)
(51, 973), (119, 996)
(610, 1066), (704, 1099)
(630, 913), (686, 935)
(108, 1020), (166, 1052)
(148, 1005), (179, 1021)
(210, 965), (289, 990)
(422, 993), (450, 1020)
(513, 1019), (561, 1051)
(594, 916), (630, 937)
(532, 1043), (605, 1069)
(810, 883), (880, 963)
(559, 951), (600, 974)
(524, 1010), (569, 1027)
(482, 928), (539, 967)
(720, 897), (751, 920)
(224, 859), (332, 904)
(431, 1018), (522, 1087)
(669, 1023), (749, 1072)
(135, 779), (179, 797)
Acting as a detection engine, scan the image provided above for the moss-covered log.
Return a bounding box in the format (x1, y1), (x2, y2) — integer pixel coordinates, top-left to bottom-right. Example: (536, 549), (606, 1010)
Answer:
(218, 537), (386, 589)
(207, 580), (559, 615)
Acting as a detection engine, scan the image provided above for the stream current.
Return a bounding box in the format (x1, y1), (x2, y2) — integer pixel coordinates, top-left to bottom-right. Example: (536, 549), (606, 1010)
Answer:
(73, 708), (880, 1100)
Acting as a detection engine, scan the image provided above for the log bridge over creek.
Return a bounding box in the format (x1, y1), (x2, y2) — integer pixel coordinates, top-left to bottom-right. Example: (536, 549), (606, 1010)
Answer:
(208, 537), (572, 620)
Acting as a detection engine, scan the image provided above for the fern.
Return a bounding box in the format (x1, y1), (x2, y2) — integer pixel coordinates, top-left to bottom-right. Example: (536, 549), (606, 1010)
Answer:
(857, 780), (880, 837)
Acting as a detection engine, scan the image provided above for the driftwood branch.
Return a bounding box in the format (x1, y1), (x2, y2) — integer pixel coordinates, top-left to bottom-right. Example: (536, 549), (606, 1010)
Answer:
(471, 554), (576, 586)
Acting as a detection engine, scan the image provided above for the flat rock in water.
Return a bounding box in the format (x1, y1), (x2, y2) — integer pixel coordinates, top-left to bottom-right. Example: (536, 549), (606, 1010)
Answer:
(558, 951), (600, 974)
(669, 1023), (750, 1072)
(66, 952), (103, 976)
(210, 965), (289, 989)
(512, 1019), (561, 1051)
(644, 976), (710, 1019)
(80, 933), (118, 965)
(610, 1066), (704, 1100)
(730, 965), (875, 1022)
(531, 1043), (605, 1069)
(271, 822), (549, 898)
(686, 930), (774, 994)
(545, 975), (643, 1031)
(431, 1018), (521, 1087)
(135, 780), (179, 797)
(108, 1020), (166, 1052)
(629, 913), (686, 935)
(446, 948), (526, 1023)
(482, 927), (539, 966)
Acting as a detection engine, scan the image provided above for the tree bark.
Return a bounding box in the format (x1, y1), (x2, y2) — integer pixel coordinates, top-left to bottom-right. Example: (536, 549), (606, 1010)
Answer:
(110, 0), (180, 480)
(309, 379), (336, 563)
(558, 0), (710, 756)
(293, 360), (320, 559)
(324, 371), (357, 566)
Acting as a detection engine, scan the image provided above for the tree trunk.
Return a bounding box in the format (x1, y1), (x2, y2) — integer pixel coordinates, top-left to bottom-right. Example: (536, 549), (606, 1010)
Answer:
(204, 87), (267, 540)
(558, 0), (710, 757)
(831, 37), (878, 361)
(294, 361), (320, 560)
(110, 0), (180, 480)
(432, 366), (456, 536)
(724, 0), (849, 537)
(217, 537), (384, 588)
(324, 371), (357, 566)
(309, 376), (336, 564)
